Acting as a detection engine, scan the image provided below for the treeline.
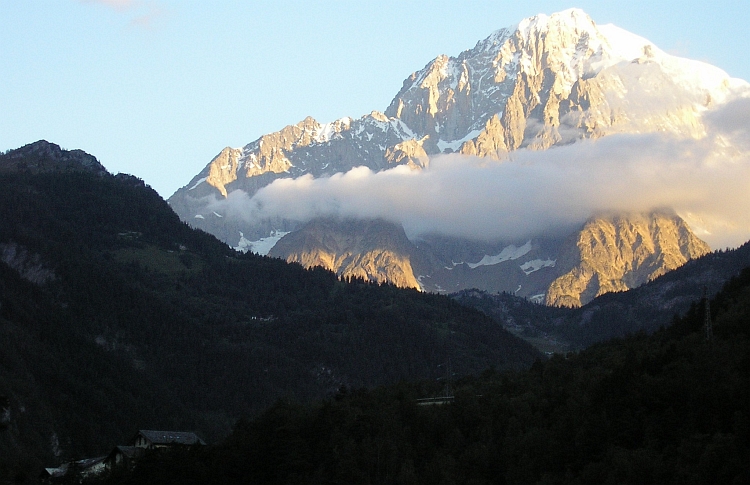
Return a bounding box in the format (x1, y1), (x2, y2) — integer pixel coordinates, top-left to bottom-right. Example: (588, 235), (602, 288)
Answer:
(106, 267), (750, 485)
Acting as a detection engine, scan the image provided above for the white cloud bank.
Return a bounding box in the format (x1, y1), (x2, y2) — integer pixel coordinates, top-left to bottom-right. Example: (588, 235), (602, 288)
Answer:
(212, 95), (750, 250)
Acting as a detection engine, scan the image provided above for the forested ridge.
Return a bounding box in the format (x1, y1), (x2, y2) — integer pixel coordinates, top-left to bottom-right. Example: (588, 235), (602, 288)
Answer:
(0, 162), (539, 482)
(107, 266), (750, 485)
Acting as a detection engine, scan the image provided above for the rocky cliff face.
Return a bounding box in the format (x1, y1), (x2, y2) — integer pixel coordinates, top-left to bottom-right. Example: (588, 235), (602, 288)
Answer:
(383, 8), (727, 157)
(267, 212), (710, 307)
(167, 9), (737, 305)
(268, 219), (421, 290)
(546, 212), (711, 307)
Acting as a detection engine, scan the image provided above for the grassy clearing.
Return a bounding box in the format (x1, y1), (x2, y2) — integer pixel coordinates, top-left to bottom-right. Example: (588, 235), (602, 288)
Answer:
(111, 245), (202, 275)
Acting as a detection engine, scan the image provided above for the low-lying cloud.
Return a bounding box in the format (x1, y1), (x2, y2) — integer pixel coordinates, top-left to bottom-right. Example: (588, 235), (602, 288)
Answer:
(211, 95), (750, 250)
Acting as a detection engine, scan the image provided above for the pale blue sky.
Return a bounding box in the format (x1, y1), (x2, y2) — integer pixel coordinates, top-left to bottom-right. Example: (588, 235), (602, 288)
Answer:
(2, 0), (748, 198)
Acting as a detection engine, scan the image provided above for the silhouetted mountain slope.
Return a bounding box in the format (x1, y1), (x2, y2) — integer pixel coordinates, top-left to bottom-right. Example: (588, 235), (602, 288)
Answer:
(0, 140), (107, 175)
(0, 142), (540, 479)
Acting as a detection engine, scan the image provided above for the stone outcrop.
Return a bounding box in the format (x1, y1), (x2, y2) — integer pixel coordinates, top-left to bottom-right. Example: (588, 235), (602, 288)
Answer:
(546, 211), (711, 307)
(0, 140), (107, 175)
(384, 138), (430, 169)
(206, 147), (243, 197)
(0, 242), (56, 286)
(268, 218), (421, 290)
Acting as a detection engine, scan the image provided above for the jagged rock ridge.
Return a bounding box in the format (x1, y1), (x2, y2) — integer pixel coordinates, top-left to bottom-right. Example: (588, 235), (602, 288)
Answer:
(170, 8), (743, 241)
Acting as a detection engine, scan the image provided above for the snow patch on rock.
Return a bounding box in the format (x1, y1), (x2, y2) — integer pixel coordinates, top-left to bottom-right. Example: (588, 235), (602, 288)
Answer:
(520, 258), (557, 275)
(235, 231), (290, 255)
(467, 241), (532, 268)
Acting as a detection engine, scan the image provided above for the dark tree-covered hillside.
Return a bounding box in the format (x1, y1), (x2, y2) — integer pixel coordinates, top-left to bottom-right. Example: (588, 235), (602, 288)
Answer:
(113, 266), (750, 485)
(0, 157), (539, 482)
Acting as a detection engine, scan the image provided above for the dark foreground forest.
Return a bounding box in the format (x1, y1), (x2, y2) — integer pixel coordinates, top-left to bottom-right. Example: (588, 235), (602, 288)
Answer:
(99, 266), (750, 485)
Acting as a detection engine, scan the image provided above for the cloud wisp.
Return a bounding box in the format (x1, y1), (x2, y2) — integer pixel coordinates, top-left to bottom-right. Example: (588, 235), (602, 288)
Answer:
(210, 95), (750, 250)
(78, 0), (166, 29)
(81, 0), (135, 9)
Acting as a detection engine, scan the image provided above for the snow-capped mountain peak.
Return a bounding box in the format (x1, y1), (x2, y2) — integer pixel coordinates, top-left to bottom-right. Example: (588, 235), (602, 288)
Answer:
(168, 9), (746, 307)
(174, 8), (746, 205)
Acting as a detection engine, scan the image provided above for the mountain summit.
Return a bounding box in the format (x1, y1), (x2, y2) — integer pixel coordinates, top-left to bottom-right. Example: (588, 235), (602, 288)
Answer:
(386, 7), (729, 154)
(168, 9), (745, 305)
(0, 140), (107, 175)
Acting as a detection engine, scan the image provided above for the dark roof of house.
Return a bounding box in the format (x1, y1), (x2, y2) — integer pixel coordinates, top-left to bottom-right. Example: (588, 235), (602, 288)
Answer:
(108, 445), (144, 459)
(135, 430), (205, 446)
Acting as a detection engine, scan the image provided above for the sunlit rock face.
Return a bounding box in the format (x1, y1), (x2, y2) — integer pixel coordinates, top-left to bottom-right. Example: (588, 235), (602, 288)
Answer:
(384, 8), (728, 158)
(546, 211), (711, 307)
(171, 8), (738, 215)
(168, 8), (740, 304)
(264, 211), (709, 307)
(205, 147), (243, 198)
(268, 218), (421, 290)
